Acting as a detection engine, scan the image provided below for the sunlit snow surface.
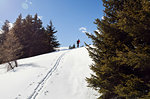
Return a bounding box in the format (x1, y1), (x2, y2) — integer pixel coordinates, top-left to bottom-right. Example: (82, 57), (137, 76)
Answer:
(0, 47), (99, 99)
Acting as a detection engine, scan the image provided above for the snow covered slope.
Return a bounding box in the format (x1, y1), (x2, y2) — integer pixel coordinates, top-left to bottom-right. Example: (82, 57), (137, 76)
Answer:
(0, 47), (98, 99)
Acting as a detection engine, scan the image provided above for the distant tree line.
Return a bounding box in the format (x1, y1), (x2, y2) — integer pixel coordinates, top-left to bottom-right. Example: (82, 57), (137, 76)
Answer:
(0, 14), (60, 70)
(86, 0), (150, 99)
(69, 44), (75, 49)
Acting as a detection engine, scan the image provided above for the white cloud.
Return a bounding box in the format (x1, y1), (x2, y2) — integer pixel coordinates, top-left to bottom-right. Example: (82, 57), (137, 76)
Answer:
(79, 27), (87, 33)
(38, 16), (43, 20)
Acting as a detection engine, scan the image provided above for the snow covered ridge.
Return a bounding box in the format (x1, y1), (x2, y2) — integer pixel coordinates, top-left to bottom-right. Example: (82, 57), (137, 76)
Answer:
(54, 47), (69, 51)
(0, 47), (99, 99)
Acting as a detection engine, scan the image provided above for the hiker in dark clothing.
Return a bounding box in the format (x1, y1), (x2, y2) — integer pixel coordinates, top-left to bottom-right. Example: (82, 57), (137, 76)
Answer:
(77, 39), (80, 48)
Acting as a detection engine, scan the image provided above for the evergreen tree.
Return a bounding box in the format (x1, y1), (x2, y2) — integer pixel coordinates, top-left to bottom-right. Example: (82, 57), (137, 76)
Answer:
(29, 14), (53, 56)
(86, 0), (150, 99)
(0, 20), (11, 63)
(0, 14), (60, 63)
(1, 29), (22, 70)
(114, 0), (150, 98)
(46, 20), (60, 50)
(28, 14), (44, 56)
(22, 14), (34, 57)
(37, 27), (51, 54)
(1, 20), (10, 34)
(69, 45), (71, 49)
(69, 44), (76, 49)
(12, 14), (25, 58)
(73, 44), (75, 48)
(15, 14), (50, 57)
(1, 20), (10, 44)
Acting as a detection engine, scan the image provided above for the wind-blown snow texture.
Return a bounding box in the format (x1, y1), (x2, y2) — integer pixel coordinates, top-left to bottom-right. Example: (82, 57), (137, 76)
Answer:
(0, 47), (98, 99)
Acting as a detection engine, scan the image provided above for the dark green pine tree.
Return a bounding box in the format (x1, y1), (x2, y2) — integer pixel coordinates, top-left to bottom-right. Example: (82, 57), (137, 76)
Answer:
(46, 21), (60, 50)
(30, 14), (53, 55)
(12, 14), (26, 58)
(1, 20), (10, 43)
(86, 0), (150, 99)
(20, 14), (46, 57)
(37, 27), (51, 53)
(21, 14), (33, 57)
(12, 14), (58, 58)
(29, 14), (44, 56)
(114, 0), (150, 98)
(13, 14), (23, 38)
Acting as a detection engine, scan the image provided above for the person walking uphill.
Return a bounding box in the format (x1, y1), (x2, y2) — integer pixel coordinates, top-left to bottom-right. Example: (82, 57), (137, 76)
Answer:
(77, 39), (80, 48)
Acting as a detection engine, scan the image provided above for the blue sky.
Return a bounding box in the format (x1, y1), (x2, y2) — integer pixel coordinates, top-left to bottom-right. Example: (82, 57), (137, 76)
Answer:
(0, 0), (104, 47)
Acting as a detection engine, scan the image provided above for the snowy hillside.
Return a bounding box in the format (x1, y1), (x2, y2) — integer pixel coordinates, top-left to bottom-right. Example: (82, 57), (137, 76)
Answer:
(0, 47), (98, 99)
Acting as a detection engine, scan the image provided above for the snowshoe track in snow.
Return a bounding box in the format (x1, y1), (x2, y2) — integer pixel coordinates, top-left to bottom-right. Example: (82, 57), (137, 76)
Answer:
(28, 52), (67, 99)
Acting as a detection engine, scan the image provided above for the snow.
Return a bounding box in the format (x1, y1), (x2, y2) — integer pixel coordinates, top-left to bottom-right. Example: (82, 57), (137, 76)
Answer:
(0, 30), (3, 34)
(0, 47), (99, 99)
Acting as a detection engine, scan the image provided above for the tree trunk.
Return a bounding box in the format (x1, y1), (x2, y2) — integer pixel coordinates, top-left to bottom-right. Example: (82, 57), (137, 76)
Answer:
(8, 62), (14, 70)
(14, 60), (18, 67)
